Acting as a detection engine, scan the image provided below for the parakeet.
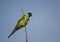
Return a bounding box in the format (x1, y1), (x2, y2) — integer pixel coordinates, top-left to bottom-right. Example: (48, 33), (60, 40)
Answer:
(8, 12), (32, 38)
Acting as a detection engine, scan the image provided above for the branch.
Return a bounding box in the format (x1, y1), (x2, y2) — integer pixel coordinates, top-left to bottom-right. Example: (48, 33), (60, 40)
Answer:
(25, 26), (28, 42)
(21, 9), (28, 42)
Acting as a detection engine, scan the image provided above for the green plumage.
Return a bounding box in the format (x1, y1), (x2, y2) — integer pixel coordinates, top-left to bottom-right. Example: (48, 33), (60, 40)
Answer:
(8, 12), (32, 38)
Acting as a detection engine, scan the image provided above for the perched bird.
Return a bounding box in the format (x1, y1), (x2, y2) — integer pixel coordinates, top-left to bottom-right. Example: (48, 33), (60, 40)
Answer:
(8, 12), (32, 38)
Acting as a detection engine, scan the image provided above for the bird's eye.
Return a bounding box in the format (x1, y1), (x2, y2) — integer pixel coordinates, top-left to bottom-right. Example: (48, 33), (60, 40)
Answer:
(28, 12), (32, 17)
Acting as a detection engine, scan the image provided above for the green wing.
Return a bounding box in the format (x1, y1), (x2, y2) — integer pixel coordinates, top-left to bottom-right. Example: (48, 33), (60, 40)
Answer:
(16, 15), (25, 28)
(8, 13), (31, 38)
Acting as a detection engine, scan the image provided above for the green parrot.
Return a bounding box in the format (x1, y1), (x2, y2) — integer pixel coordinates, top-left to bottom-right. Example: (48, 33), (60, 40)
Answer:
(8, 12), (32, 38)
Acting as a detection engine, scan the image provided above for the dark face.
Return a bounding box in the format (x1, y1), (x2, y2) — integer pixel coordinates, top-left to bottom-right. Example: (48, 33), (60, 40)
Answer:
(28, 12), (32, 17)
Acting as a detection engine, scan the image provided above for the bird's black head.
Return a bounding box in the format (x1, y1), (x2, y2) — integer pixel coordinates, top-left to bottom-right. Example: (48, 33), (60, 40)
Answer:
(28, 12), (32, 17)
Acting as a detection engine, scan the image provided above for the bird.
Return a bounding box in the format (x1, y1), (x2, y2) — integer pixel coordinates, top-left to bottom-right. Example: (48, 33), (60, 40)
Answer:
(8, 12), (32, 38)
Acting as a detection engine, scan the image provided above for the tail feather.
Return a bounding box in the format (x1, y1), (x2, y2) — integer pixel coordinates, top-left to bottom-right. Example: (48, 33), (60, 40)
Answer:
(8, 27), (17, 38)
(8, 29), (16, 38)
(8, 27), (21, 38)
(8, 26), (22, 38)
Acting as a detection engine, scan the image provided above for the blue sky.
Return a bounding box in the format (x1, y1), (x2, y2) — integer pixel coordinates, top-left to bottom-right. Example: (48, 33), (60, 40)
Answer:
(0, 0), (60, 42)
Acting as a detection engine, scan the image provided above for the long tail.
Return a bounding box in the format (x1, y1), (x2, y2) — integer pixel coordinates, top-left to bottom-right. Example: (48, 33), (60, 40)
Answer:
(8, 28), (17, 38)
(8, 26), (22, 38)
(8, 26), (20, 38)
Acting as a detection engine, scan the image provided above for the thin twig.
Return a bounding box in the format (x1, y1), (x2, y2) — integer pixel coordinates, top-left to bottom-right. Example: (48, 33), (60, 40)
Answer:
(21, 9), (24, 15)
(21, 9), (28, 42)
(25, 26), (28, 42)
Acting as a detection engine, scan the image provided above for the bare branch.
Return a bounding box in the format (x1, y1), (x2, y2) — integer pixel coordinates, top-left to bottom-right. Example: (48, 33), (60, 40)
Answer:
(21, 9), (28, 42)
